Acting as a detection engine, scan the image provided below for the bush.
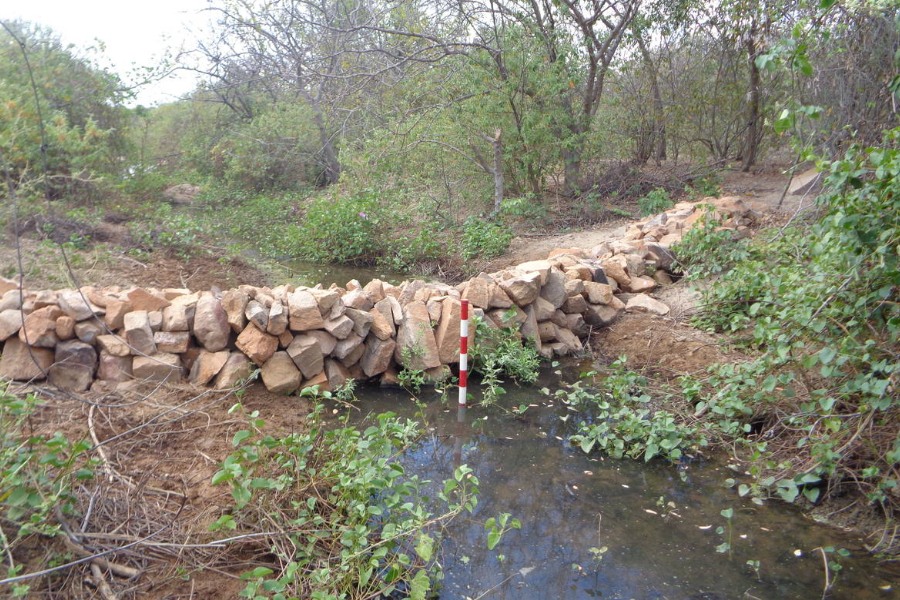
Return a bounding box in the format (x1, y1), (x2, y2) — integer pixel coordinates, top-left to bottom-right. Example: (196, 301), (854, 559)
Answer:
(461, 217), (513, 260)
(295, 189), (382, 264)
(637, 188), (673, 217)
(469, 313), (541, 404)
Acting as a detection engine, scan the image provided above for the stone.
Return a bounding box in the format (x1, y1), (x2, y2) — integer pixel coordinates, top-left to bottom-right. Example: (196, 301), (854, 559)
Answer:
(361, 335), (396, 378)
(127, 288), (171, 312)
(133, 353), (183, 382)
(600, 258), (631, 288)
(426, 299), (442, 324)
(188, 350), (231, 386)
(0, 337), (53, 380)
(583, 281), (614, 305)
(564, 278), (585, 296)
(562, 293), (588, 314)
(48, 340), (97, 391)
(551, 309), (569, 328)
(301, 371), (330, 392)
(221, 289), (249, 333)
(488, 283), (514, 309)
(532, 296), (556, 322)
(306, 330), (337, 356)
(323, 315), (354, 340)
(344, 308), (374, 338)
(0, 277), (18, 296)
(342, 289), (374, 312)
(340, 342), (366, 367)
(539, 269), (568, 309)
(260, 351), (302, 394)
(548, 247), (588, 259)
(584, 304), (621, 327)
(97, 352), (132, 383)
(498, 272), (541, 307)
(658, 233), (682, 247)
(325, 359), (351, 390)
(538, 321), (559, 342)
(394, 300), (441, 371)
(105, 300), (133, 330)
(55, 315), (76, 340)
(625, 295), (670, 316)
(566, 313), (589, 337)
(308, 288), (340, 315)
(643, 243), (677, 271)
(124, 310), (156, 355)
(286, 334), (324, 379)
(148, 310), (163, 331)
(278, 330), (293, 348)
(398, 280), (425, 306)
(214, 352), (253, 389)
(97, 334), (131, 357)
(516, 260), (553, 285)
(163, 183), (201, 205)
(161, 302), (193, 332)
(75, 321), (104, 345)
(462, 276), (491, 310)
(0, 290), (22, 312)
(653, 270), (674, 285)
(434, 298), (463, 365)
(520, 305), (540, 349)
(194, 295), (231, 352)
(266, 301), (289, 336)
(0, 309), (23, 341)
(19, 306), (62, 348)
(363, 279), (386, 303)
(288, 290), (326, 331)
(623, 275), (657, 293)
(369, 306), (394, 340)
(154, 331), (191, 354)
(332, 333), (364, 361)
(235, 324), (278, 365)
(58, 289), (102, 321)
(555, 327), (583, 354)
(245, 300), (269, 331)
(31, 290), (58, 310)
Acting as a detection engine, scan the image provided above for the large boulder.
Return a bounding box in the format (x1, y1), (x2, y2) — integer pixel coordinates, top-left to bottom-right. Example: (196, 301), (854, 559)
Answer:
(235, 324), (278, 365)
(361, 335), (396, 378)
(133, 353), (183, 382)
(0, 337), (53, 380)
(124, 310), (157, 355)
(286, 334), (324, 379)
(260, 351), (302, 394)
(288, 290), (326, 331)
(394, 300), (441, 371)
(194, 295), (231, 352)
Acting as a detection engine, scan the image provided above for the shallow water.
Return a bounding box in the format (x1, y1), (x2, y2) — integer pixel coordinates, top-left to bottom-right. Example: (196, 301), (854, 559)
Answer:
(344, 368), (897, 600)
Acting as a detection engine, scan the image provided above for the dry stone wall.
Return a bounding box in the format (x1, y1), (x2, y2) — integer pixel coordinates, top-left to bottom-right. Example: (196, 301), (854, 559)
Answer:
(0, 198), (756, 394)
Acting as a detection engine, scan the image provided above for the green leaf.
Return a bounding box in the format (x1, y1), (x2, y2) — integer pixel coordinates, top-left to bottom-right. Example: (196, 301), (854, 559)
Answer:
(232, 430), (252, 446)
(487, 528), (502, 550)
(241, 567), (274, 580)
(415, 533), (434, 562)
(720, 508), (734, 519)
(408, 569), (430, 600)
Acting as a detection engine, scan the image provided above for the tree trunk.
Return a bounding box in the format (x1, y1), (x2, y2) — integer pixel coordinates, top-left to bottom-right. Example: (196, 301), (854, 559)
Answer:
(636, 36), (667, 165)
(742, 28), (762, 173)
(489, 129), (504, 215)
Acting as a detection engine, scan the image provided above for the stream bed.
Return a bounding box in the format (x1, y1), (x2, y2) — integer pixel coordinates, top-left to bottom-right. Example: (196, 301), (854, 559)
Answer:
(338, 367), (897, 600)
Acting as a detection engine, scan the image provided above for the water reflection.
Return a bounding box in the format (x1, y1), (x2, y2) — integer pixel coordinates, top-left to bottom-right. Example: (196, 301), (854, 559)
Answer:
(342, 372), (897, 600)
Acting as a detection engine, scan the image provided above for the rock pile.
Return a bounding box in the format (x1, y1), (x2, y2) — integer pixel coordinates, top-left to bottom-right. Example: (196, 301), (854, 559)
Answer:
(0, 196), (758, 395)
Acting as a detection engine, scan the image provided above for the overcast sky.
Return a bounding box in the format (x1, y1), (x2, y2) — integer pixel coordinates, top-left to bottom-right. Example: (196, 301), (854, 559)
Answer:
(4, 0), (211, 105)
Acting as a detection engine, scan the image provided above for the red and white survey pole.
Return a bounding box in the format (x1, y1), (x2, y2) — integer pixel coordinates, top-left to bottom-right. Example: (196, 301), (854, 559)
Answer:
(458, 299), (469, 406)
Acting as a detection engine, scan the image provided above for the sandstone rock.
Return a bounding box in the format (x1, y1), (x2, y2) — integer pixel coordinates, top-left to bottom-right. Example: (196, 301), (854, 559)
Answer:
(0, 309), (23, 341)
(643, 243), (676, 271)
(539, 269), (568, 309)
(58, 290), (103, 321)
(434, 298), (461, 365)
(161, 302), (193, 332)
(462, 276), (491, 309)
(342, 289), (374, 312)
(600, 258), (631, 288)
(105, 300), (132, 330)
(584, 304), (621, 327)
(266, 301), (288, 336)
(163, 183), (201, 205)
(520, 305), (540, 351)
(221, 289), (249, 333)
(0, 290), (22, 312)
(148, 310), (163, 331)
(532, 296), (556, 322)
(97, 334), (131, 357)
(278, 330), (293, 348)
(566, 313), (589, 337)
(498, 272), (541, 307)
(333, 333), (364, 361)
(562, 293), (588, 314)
(0, 277), (18, 296)
(653, 270), (674, 285)
(306, 330), (337, 356)
(127, 288), (171, 312)
(75, 320), (104, 345)
(301, 371), (330, 392)
(369, 306), (394, 340)
(623, 275), (657, 294)
(124, 311), (156, 356)
(658, 233), (682, 247)
(565, 265), (594, 281)
(564, 278), (585, 296)
(20, 306), (62, 348)
(344, 308), (374, 338)
(245, 300), (269, 331)
(363, 279), (386, 303)
(188, 350), (230, 386)
(260, 351), (302, 394)
(548, 247), (588, 259)
(361, 336), (396, 377)
(583, 281), (614, 305)
(286, 334), (324, 379)
(31, 290), (58, 310)
(0, 337), (53, 380)
(133, 353), (183, 382)
(551, 309), (569, 328)
(235, 324), (278, 365)
(488, 283), (514, 309)
(625, 295), (670, 316)
(194, 295), (231, 351)
(288, 290), (326, 331)
(308, 288), (340, 315)
(517, 260), (554, 285)
(98, 352), (132, 383)
(48, 340), (97, 391)
(426, 299), (442, 324)
(394, 300), (441, 371)
(154, 331), (191, 354)
(325, 359), (351, 390)
(55, 315), (76, 340)
(538, 321), (559, 342)
(398, 280), (425, 306)
(214, 352), (253, 389)
(324, 315), (354, 340)
(555, 327), (583, 354)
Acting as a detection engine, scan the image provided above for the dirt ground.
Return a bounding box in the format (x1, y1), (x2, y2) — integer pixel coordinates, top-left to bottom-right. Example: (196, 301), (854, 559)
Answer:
(7, 165), (866, 598)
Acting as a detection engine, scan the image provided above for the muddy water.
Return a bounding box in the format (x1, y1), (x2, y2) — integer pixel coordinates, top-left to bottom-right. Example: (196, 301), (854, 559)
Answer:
(344, 368), (897, 600)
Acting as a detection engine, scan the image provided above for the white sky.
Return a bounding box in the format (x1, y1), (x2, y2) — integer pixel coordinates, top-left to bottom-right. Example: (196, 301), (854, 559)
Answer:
(4, 0), (212, 106)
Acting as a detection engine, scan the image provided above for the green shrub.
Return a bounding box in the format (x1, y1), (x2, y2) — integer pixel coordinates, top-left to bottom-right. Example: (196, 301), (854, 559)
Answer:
(671, 207), (754, 280)
(469, 314), (541, 404)
(461, 217), (513, 260)
(295, 189), (382, 264)
(637, 188), (673, 217)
